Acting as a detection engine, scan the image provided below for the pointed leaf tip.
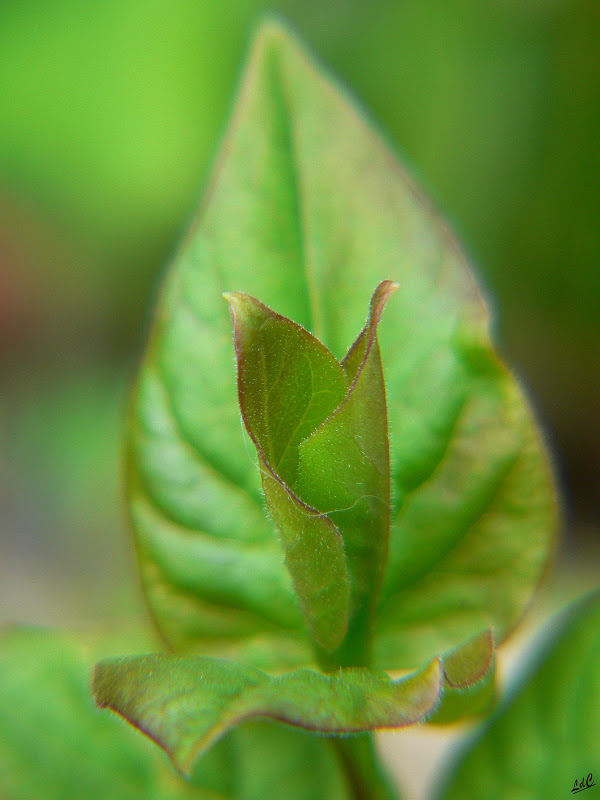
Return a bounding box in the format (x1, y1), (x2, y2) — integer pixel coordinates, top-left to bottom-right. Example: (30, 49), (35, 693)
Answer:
(370, 280), (400, 318)
(222, 290), (254, 318)
(250, 15), (303, 60)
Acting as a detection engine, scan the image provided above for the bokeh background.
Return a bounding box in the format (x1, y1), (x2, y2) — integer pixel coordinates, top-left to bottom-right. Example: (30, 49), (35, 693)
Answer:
(1, 0), (598, 666)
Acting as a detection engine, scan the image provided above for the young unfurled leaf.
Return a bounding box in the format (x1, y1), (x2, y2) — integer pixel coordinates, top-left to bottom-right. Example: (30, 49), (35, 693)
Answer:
(438, 591), (600, 799)
(93, 657), (440, 777)
(296, 281), (398, 665)
(93, 629), (494, 778)
(222, 292), (348, 489)
(225, 280), (397, 661)
(126, 19), (555, 670)
(223, 290), (351, 654)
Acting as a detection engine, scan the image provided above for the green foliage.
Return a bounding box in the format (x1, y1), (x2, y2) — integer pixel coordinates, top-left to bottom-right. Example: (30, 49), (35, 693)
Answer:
(224, 281), (397, 662)
(438, 591), (600, 799)
(0, 628), (202, 800)
(93, 631), (494, 777)
(0, 13), (560, 799)
(126, 20), (555, 678)
(223, 289), (353, 655)
(94, 654), (438, 778)
(0, 628), (356, 800)
(93, 20), (557, 792)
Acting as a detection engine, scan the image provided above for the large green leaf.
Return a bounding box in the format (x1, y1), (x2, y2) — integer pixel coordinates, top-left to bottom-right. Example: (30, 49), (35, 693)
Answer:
(220, 720), (356, 800)
(437, 591), (600, 799)
(93, 629), (494, 777)
(128, 18), (555, 669)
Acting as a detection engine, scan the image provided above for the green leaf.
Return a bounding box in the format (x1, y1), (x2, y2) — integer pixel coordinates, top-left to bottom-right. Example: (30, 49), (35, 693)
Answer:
(426, 628), (497, 725)
(93, 655), (438, 777)
(128, 17), (555, 668)
(0, 628), (210, 799)
(93, 629), (494, 777)
(224, 289), (351, 654)
(220, 721), (355, 800)
(0, 628), (357, 800)
(222, 291), (349, 489)
(295, 281), (398, 665)
(225, 281), (397, 661)
(437, 591), (600, 799)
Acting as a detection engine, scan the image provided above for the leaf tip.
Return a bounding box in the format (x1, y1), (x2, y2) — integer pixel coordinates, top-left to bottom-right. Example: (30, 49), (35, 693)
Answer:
(221, 290), (239, 306)
(442, 628), (495, 689)
(91, 658), (131, 716)
(250, 13), (298, 55)
(222, 290), (248, 321)
(370, 280), (400, 320)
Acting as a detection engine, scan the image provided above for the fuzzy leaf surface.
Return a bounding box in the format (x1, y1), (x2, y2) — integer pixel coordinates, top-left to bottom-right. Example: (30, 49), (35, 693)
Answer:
(128, 19), (556, 667)
(224, 290), (350, 653)
(0, 628), (357, 800)
(438, 591), (600, 798)
(94, 657), (440, 777)
(295, 281), (397, 664)
(0, 628), (210, 800)
(226, 281), (396, 661)
(93, 630), (494, 776)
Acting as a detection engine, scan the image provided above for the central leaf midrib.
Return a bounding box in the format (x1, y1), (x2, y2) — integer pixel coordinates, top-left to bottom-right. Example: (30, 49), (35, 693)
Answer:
(267, 46), (321, 339)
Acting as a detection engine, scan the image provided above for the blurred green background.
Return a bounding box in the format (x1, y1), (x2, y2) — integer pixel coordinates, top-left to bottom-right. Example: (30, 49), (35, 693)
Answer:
(1, 0), (599, 629)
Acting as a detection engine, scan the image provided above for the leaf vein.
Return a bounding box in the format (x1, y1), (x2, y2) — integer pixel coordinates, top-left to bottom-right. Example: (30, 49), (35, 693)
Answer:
(151, 358), (264, 509)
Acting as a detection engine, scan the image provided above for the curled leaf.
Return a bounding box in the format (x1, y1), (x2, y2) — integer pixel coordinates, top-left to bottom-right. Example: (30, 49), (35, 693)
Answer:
(438, 592), (600, 798)
(225, 281), (397, 660)
(296, 280), (399, 663)
(224, 290), (351, 653)
(93, 656), (440, 777)
(93, 629), (494, 777)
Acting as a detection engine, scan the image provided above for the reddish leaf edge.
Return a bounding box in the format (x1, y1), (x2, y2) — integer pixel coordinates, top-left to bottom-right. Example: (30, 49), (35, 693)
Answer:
(92, 628), (493, 777)
(222, 280), (398, 518)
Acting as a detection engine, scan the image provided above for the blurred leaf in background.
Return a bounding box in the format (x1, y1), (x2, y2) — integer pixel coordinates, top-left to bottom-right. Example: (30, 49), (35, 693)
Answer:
(436, 590), (600, 799)
(0, 0), (598, 623)
(0, 627), (360, 799)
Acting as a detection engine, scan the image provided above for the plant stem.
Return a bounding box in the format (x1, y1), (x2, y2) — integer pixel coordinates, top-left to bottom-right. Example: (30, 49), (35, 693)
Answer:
(314, 616), (372, 672)
(332, 734), (399, 800)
